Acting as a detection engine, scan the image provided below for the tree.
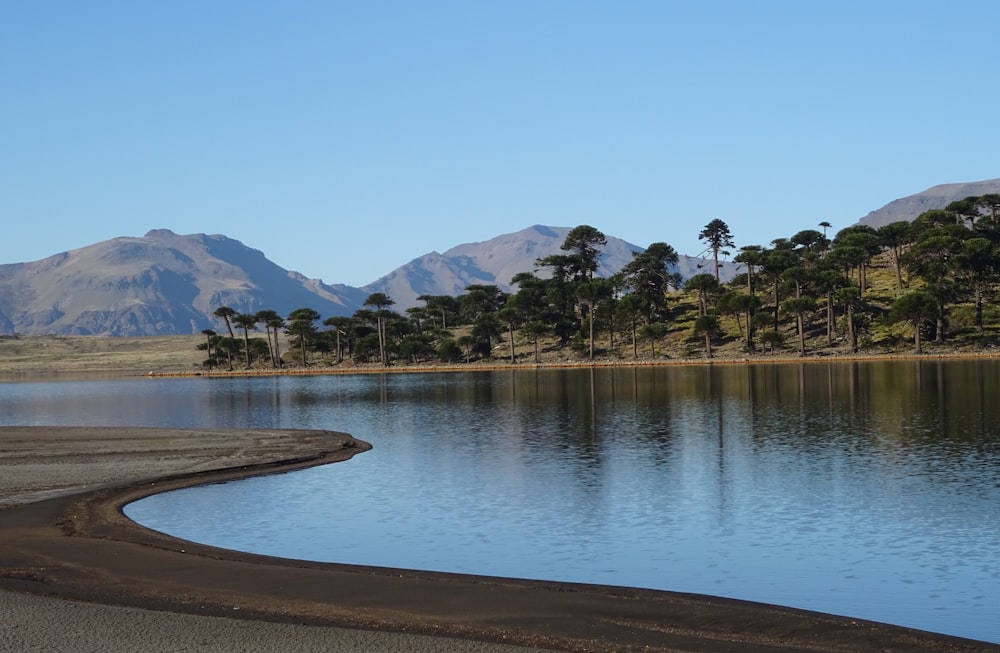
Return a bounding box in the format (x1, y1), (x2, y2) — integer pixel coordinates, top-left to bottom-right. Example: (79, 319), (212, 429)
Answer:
(791, 229), (828, 254)
(215, 336), (241, 371)
(576, 278), (612, 360)
(496, 305), (520, 363)
(890, 291), (938, 354)
(976, 194), (1000, 226)
(535, 226), (609, 351)
(958, 236), (1000, 333)
(732, 292), (761, 351)
(833, 285), (861, 353)
(255, 310), (284, 368)
(521, 320), (549, 363)
(762, 240), (797, 331)
(436, 338), (463, 363)
(213, 306), (236, 338)
(323, 316), (352, 363)
(699, 218), (735, 281)
(364, 293), (396, 367)
(509, 272), (550, 362)
(638, 322), (667, 357)
(232, 313), (259, 368)
(417, 294), (460, 330)
(781, 297), (816, 356)
(877, 221), (913, 294)
(832, 226), (880, 294)
(814, 267), (846, 345)
(559, 225), (607, 282)
(200, 329), (216, 365)
(460, 285), (507, 358)
(619, 242), (680, 324)
(759, 329), (785, 353)
(734, 245), (765, 297)
(286, 308), (320, 366)
(902, 227), (964, 342)
(693, 313), (720, 358)
(616, 293), (645, 359)
(819, 221), (832, 238)
(398, 333), (435, 363)
(684, 273), (719, 316)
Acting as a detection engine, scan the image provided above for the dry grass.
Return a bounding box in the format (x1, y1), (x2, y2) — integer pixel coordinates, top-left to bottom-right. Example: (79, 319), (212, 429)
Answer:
(0, 334), (206, 373)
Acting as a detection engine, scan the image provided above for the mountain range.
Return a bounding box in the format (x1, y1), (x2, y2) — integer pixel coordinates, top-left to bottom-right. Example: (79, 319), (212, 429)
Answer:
(2, 178), (998, 336)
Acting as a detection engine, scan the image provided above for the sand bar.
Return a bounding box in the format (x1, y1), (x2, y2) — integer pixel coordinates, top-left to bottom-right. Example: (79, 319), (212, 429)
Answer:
(0, 426), (996, 652)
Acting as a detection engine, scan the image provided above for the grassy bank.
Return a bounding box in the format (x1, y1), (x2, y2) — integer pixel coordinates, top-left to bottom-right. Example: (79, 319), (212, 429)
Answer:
(0, 334), (205, 374)
(3, 331), (999, 378)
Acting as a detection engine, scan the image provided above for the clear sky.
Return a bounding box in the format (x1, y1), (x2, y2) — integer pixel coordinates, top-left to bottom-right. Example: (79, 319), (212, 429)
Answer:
(2, 1), (998, 287)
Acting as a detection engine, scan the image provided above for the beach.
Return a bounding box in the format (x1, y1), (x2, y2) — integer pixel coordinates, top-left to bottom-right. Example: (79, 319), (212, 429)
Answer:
(0, 426), (996, 652)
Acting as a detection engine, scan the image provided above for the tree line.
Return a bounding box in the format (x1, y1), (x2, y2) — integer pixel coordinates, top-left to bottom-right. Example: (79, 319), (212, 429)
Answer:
(199, 194), (1000, 369)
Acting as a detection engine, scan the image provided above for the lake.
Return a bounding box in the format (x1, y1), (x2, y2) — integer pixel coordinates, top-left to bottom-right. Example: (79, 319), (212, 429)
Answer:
(3, 361), (999, 643)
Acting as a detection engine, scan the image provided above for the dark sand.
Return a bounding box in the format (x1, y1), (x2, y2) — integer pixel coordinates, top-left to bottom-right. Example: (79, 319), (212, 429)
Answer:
(0, 426), (996, 652)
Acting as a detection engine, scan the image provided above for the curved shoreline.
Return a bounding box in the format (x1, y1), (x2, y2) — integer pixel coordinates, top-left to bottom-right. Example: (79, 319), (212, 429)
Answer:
(0, 427), (996, 652)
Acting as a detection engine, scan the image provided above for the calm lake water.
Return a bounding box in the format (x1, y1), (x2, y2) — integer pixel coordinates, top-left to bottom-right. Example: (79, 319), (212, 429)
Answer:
(3, 362), (999, 643)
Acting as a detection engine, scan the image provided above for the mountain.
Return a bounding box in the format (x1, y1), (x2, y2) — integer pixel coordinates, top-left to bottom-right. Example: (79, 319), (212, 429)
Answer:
(857, 178), (1000, 230)
(9, 174), (997, 338)
(361, 225), (732, 310)
(0, 225), (730, 336)
(0, 229), (366, 336)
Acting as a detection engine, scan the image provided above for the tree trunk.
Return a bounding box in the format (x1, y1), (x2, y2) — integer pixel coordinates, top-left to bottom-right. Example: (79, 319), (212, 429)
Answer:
(975, 284), (984, 333)
(242, 329), (251, 368)
(892, 247), (904, 293)
(847, 303), (857, 353)
(826, 292), (834, 345)
(935, 300), (945, 343)
(264, 327), (275, 367)
(588, 304), (595, 361)
(797, 313), (806, 356)
(377, 316), (388, 366)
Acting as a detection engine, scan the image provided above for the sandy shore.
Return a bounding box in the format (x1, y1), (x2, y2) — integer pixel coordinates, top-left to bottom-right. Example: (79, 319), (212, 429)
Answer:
(0, 427), (996, 652)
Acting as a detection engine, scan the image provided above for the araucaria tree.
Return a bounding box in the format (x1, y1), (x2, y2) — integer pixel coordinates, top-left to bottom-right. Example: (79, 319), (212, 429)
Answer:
(536, 225), (609, 356)
(286, 308), (320, 366)
(213, 306), (236, 338)
(891, 291), (938, 354)
(231, 313), (259, 368)
(363, 293), (396, 366)
(699, 219), (735, 281)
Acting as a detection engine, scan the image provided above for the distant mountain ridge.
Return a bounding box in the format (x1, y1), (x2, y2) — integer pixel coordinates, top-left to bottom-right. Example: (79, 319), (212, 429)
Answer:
(858, 178), (1000, 230)
(3, 177), (997, 336)
(362, 225), (731, 311)
(0, 226), (727, 336)
(0, 229), (366, 336)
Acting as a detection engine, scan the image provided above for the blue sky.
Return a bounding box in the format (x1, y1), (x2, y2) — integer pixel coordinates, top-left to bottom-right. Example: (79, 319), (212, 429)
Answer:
(2, 1), (998, 287)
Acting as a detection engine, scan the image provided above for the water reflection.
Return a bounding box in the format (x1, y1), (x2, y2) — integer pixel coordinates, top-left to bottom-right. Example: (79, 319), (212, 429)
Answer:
(3, 362), (999, 643)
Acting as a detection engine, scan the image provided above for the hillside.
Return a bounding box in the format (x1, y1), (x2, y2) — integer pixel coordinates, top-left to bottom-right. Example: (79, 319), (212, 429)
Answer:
(858, 178), (1000, 230)
(362, 225), (733, 310)
(0, 230), (366, 336)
